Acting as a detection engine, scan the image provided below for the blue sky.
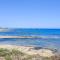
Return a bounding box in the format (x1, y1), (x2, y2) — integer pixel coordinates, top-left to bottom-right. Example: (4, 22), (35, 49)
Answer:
(0, 0), (60, 28)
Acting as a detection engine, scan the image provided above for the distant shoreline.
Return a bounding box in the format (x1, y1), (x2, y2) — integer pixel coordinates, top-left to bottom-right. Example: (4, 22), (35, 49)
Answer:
(0, 35), (60, 39)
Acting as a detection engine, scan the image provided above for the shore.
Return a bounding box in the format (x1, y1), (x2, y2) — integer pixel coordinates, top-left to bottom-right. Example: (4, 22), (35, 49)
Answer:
(0, 44), (55, 57)
(0, 36), (59, 39)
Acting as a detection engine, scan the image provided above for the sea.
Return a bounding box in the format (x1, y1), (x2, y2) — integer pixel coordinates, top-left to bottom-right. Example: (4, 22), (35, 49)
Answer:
(0, 28), (60, 50)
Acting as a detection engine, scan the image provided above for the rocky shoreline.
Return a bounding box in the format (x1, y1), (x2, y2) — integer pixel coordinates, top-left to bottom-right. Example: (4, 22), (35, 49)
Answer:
(0, 45), (57, 57)
(0, 45), (59, 60)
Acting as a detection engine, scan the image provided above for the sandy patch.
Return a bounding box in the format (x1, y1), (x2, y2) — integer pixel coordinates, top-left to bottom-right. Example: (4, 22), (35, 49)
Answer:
(0, 45), (54, 57)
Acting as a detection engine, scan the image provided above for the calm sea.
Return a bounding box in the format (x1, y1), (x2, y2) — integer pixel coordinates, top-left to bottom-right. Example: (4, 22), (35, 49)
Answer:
(0, 28), (60, 50)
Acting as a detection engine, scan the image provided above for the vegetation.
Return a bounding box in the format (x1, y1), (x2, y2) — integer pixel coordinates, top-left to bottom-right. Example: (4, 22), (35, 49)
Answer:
(0, 48), (59, 60)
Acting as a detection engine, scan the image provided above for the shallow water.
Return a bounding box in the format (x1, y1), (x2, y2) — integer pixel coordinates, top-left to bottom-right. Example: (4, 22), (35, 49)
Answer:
(0, 28), (60, 50)
(0, 38), (60, 50)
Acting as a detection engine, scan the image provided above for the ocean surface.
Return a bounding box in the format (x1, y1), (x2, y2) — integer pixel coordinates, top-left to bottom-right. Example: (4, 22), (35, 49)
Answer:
(0, 28), (60, 50)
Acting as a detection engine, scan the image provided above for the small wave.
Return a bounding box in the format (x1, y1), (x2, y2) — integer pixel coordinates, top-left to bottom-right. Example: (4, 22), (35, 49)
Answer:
(37, 35), (60, 39)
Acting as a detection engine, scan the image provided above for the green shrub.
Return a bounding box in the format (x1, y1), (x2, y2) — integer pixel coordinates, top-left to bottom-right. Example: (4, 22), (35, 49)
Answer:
(0, 48), (11, 56)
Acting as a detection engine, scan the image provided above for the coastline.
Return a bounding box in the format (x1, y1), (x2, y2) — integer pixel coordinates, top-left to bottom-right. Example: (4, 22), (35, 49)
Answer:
(0, 44), (55, 57)
(0, 35), (59, 39)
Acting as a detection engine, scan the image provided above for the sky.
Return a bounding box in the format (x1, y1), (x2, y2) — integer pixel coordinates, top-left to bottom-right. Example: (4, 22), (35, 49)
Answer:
(0, 0), (60, 28)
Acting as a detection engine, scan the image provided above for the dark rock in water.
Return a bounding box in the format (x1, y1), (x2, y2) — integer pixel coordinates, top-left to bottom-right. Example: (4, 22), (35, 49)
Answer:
(33, 47), (43, 50)
(28, 47), (43, 51)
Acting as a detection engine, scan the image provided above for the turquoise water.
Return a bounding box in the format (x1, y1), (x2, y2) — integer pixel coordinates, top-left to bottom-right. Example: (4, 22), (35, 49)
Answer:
(0, 28), (60, 50)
